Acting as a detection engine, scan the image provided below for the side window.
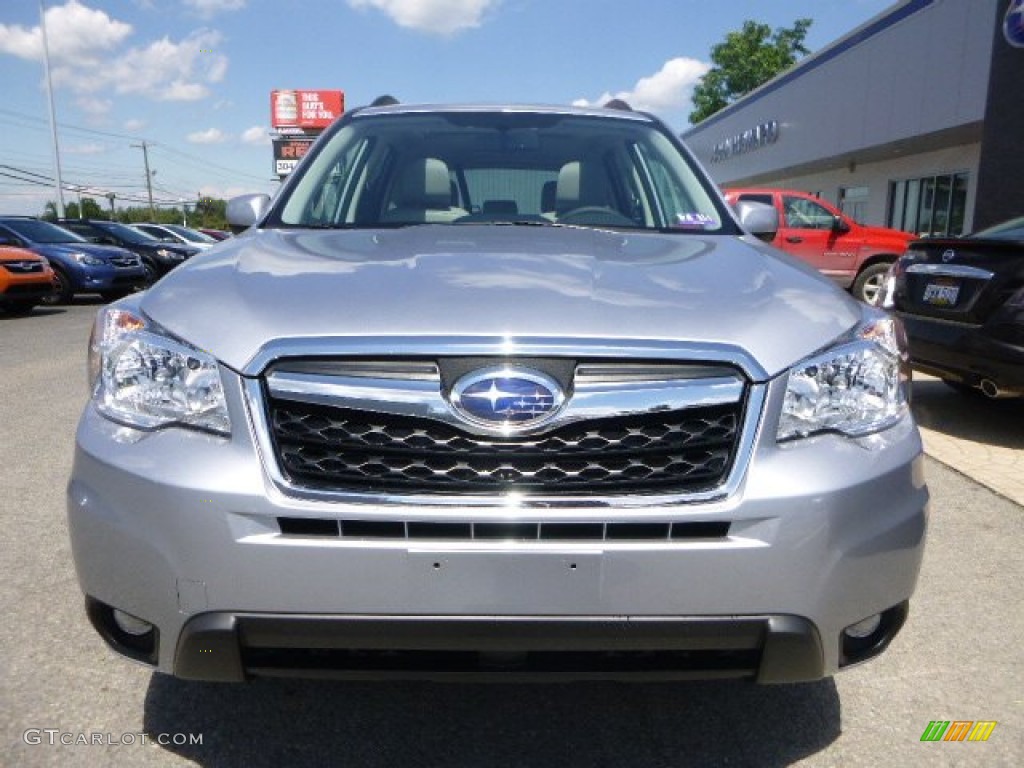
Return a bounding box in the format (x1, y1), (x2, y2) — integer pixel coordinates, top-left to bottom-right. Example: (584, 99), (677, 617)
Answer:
(629, 138), (721, 230)
(783, 196), (835, 230)
(307, 138), (373, 225)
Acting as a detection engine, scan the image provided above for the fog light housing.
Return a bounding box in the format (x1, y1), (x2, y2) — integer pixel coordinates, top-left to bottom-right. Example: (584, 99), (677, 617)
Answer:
(85, 597), (159, 665)
(843, 613), (882, 639)
(113, 609), (154, 637)
(839, 602), (909, 668)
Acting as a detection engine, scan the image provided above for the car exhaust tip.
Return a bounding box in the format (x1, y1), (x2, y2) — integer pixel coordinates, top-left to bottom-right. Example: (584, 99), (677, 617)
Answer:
(978, 378), (1019, 399)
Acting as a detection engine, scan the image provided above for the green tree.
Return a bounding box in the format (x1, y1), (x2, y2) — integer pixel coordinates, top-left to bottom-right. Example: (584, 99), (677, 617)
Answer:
(79, 196), (106, 219)
(690, 18), (812, 125)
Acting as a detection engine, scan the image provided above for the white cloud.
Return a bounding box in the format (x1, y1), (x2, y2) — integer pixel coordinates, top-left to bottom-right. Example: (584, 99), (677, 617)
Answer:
(188, 128), (228, 144)
(347, 0), (499, 36)
(574, 57), (711, 115)
(0, 3), (228, 104)
(90, 30), (228, 101)
(0, 0), (131, 63)
(185, 0), (246, 17)
(124, 118), (147, 132)
(240, 126), (270, 146)
(76, 96), (113, 115)
(66, 142), (106, 155)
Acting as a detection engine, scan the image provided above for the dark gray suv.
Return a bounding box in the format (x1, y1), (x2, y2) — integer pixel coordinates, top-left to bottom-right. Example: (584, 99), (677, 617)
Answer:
(69, 102), (927, 683)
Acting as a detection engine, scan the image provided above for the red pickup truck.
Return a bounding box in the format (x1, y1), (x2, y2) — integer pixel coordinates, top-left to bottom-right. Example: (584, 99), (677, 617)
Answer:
(724, 188), (915, 304)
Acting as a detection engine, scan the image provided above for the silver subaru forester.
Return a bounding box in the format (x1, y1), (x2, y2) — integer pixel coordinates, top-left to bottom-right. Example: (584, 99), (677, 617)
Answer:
(69, 102), (927, 683)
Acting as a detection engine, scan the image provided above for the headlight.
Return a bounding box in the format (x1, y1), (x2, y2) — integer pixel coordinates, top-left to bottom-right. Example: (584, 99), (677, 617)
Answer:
(88, 304), (230, 435)
(777, 315), (908, 441)
(72, 252), (104, 266)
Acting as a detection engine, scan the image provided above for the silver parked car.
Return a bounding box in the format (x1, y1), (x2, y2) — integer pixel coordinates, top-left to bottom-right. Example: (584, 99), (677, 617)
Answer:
(69, 102), (927, 683)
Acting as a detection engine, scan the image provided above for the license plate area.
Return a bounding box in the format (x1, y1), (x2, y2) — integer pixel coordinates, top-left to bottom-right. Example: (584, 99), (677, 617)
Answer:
(408, 550), (602, 611)
(921, 278), (960, 307)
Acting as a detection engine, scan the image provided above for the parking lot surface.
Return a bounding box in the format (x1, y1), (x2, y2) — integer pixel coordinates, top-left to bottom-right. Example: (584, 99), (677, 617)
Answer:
(1, 302), (1021, 767)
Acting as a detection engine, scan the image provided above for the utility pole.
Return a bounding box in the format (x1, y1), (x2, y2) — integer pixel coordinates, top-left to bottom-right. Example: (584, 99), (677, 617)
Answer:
(39, 0), (65, 218)
(106, 192), (115, 219)
(131, 140), (155, 219)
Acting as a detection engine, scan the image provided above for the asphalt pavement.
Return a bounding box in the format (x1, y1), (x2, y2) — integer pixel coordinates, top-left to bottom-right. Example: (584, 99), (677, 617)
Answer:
(1, 301), (1020, 767)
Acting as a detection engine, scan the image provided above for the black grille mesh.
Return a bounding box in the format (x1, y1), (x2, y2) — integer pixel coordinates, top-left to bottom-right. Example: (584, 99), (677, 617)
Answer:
(267, 397), (743, 495)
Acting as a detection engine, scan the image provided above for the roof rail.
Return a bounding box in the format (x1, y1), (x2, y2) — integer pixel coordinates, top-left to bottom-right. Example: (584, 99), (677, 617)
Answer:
(603, 98), (632, 111)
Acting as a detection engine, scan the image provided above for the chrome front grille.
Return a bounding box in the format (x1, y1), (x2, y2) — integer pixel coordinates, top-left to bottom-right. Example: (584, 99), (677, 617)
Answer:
(1, 260), (44, 274)
(260, 359), (748, 498)
(269, 401), (739, 494)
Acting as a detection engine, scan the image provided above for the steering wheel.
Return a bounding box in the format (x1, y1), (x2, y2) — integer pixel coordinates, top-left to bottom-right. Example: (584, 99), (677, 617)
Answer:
(556, 206), (636, 227)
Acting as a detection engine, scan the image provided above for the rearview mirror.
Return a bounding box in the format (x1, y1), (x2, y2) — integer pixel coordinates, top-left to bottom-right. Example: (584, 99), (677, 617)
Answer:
(226, 194), (272, 233)
(734, 200), (779, 243)
(832, 215), (851, 234)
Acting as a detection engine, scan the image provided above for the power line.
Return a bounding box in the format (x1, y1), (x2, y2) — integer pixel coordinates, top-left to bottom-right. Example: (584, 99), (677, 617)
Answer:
(0, 107), (270, 184)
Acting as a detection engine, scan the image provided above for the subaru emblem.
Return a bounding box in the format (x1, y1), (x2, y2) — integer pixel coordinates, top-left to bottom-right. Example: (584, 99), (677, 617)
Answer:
(450, 367), (564, 432)
(941, 249), (956, 263)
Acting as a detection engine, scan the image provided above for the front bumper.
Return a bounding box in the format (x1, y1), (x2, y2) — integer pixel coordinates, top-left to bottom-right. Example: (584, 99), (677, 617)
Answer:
(68, 371), (928, 683)
(0, 272), (55, 304)
(73, 264), (148, 294)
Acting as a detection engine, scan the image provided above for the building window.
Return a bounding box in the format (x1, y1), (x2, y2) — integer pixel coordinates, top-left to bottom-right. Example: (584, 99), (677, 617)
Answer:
(839, 186), (869, 224)
(887, 173), (969, 236)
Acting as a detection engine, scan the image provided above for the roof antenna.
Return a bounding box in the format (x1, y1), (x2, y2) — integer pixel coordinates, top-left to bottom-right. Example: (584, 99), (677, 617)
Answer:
(370, 95), (400, 107)
(603, 99), (632, 111)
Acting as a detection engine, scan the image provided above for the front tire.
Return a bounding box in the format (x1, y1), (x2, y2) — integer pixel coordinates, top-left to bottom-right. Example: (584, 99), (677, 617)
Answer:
(852, 262), (891, 304)
(42, 266), (73, 305)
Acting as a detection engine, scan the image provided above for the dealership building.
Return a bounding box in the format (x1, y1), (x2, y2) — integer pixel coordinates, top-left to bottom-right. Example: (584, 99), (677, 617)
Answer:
(683, 0), (1024, 236)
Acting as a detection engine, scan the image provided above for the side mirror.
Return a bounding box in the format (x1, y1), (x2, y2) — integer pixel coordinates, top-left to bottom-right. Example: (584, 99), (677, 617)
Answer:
(734, 200), (779, 243)
(226, 194), (272, 234)
(832, 215), (851, 234)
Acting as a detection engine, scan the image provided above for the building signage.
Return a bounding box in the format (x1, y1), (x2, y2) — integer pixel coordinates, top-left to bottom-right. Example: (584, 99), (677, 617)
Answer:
(711, 120), (780, 163)
(271, 90), (345, 129)
(273, 136), (316, 176)
(1005, 0), (1024, 48)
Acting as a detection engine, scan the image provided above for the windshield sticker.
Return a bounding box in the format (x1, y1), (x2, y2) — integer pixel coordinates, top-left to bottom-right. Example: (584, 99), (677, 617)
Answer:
(673, 212), (715, 230)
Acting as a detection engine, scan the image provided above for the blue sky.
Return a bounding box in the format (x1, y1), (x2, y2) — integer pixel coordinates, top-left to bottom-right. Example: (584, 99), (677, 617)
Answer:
(0, 0), (894, 216)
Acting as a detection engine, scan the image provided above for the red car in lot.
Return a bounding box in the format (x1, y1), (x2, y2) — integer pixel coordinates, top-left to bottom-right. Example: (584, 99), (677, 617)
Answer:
(724, 188), (914, 304)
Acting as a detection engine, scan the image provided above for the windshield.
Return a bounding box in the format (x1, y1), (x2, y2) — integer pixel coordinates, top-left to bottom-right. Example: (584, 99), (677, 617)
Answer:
(971, 216), (1024, 241)
(3, 219), (88, 244)
(276, 111), (730, 233)
(97, 221), (160, 244)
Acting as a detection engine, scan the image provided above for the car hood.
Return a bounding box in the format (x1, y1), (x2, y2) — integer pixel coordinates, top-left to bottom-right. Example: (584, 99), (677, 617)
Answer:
(141, 225), (864, 379)
(0, 245), (47, 263)
(34, 242), (135, 260)
(137, 241), (198, 256)
(859, 225), (916, 247)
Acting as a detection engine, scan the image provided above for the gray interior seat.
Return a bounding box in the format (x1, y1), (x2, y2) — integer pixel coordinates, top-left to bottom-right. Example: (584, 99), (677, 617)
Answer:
(380, 158), (467, 224)
(554, 161), (610, 215)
